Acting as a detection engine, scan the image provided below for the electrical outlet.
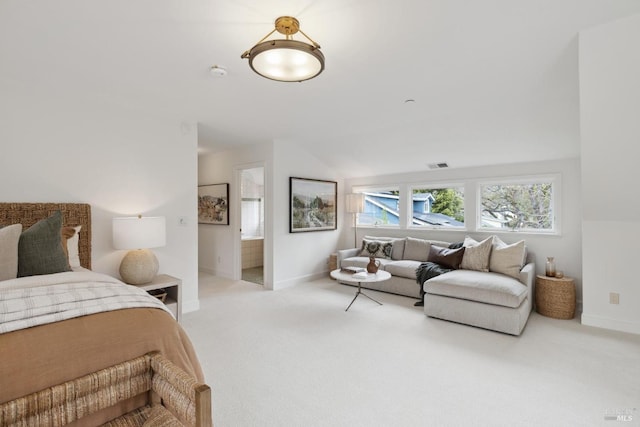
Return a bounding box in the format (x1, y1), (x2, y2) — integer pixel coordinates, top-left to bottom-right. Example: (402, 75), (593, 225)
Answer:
(609, 292), (620, 305)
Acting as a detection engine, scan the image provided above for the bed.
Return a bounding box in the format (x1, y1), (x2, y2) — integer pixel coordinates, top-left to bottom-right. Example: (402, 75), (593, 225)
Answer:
(0, 203), (211, 426)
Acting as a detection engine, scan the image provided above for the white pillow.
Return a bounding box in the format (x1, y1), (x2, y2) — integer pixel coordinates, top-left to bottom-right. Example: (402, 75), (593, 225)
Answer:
(489, 236), (526, 279)
(460, 236), (493, 272)
(0, 224), (23, 281)
(67, 225), (82, 268)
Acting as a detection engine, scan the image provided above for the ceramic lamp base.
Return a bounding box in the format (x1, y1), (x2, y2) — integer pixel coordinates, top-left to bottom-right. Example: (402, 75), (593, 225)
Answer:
(119, 249), (158, 285)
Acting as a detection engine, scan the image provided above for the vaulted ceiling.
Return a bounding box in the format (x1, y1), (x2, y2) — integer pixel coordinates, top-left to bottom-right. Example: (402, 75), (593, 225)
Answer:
(3, 1), (640, 177)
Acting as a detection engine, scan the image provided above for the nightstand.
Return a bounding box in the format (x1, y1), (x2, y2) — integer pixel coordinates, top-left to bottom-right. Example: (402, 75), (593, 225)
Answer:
(535, 275), (575, 319)
(136, 274), (182, 322)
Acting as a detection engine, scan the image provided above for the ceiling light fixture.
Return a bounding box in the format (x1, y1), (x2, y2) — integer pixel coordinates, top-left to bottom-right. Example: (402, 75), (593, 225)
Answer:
(241, 16), (324, 82)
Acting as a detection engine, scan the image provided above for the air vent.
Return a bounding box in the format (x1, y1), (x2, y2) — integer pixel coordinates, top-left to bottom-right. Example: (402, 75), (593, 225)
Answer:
(428, 162), (449, 169)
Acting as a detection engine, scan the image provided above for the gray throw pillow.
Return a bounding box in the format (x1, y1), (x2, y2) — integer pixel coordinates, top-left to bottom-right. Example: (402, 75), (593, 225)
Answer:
(18, 210), (72, 277)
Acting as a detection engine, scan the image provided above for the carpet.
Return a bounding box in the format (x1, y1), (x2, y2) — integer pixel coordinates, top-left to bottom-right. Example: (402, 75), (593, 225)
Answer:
(182, 273), (640, 427)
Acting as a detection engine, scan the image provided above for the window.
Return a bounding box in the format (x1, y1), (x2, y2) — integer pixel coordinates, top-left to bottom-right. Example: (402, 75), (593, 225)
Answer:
(409, 185), (465, 228)
(478, 176), (558, 233)
(356, 189), (400, 227)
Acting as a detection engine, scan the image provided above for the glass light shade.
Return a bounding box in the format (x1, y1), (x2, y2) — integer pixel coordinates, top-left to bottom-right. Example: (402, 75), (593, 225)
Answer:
(112, 216), (166, 250)
(247, 39), (324, 82)
(346, 193), (365, 214)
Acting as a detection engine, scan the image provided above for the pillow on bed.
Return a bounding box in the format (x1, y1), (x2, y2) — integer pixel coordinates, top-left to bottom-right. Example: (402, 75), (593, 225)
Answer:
(62, 225), (82, 268)
(0, 224), (23, 281)
(18, 211), (72, 277)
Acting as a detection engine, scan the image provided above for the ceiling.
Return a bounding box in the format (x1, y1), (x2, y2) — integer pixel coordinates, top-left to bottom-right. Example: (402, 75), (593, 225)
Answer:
(3, 0), (640, 178)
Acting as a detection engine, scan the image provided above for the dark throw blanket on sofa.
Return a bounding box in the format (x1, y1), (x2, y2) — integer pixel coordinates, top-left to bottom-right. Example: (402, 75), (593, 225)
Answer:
(414, 262), (453, 306)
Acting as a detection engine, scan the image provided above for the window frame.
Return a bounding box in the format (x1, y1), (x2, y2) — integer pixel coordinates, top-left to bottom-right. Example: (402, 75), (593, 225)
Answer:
(475, 174), (561, 235)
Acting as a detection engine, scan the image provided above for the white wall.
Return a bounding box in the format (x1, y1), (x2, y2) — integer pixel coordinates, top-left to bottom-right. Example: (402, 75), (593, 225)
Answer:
(271, 140), (344, 289)
(198, 143), (273, 283)
(198, 140), (345, 290)
(0, 95), (200, 313)
(344, 159), (584, 302)
(579, 14), (640, 334)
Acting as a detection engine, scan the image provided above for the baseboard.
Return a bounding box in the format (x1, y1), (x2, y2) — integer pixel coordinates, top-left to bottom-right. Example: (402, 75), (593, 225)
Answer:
(581, 313), (640, 335)
(199, 266), (233, 279)
(199, 266), (215, 275)
(273, 270), (329, 290)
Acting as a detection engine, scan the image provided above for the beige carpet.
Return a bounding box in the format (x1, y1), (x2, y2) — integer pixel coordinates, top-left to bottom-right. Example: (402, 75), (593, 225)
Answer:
(183, 273), (640, 427)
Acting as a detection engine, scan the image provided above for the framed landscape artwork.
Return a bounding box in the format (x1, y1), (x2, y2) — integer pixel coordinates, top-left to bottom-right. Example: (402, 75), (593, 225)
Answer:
(289, 177), (337, 233)
(198, 183), (229, 225)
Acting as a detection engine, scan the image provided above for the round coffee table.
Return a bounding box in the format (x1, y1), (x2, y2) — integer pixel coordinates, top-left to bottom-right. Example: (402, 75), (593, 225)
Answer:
(330, 269), (391, 311)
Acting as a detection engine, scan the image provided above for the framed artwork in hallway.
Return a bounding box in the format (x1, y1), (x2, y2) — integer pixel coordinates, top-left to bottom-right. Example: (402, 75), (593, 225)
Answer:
(198, 183), (229, 225)
(289, 177), (337, 233)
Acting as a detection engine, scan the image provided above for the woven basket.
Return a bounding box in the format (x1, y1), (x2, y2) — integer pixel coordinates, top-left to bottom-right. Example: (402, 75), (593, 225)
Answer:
(535, 275), (576, 319)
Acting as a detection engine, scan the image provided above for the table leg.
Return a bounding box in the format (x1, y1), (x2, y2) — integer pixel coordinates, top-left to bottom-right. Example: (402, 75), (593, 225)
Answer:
(345, 281), (383, 311)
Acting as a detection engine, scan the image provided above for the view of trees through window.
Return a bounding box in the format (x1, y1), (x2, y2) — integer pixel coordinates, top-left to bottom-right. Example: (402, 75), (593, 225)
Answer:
(480, 181), (553, 231)
(411, 187), (464, 227)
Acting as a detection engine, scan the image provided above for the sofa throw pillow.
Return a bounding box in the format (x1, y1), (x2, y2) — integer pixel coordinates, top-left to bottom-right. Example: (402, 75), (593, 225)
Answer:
(460, 236), (493, 272)
(403, 237), (431, 262)
(359, 239), (393, 259)
(62, 225), (82, 268)
(0, 224), (23, 281)
(363, 236), (405, 260)
(489, 236), (527, 279)
(427, 245), (465, 270)
(18, 210), (72, 277)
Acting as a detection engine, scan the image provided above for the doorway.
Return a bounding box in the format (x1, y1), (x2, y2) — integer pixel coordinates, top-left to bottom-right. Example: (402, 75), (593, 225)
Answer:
(240, 166), (264, 285)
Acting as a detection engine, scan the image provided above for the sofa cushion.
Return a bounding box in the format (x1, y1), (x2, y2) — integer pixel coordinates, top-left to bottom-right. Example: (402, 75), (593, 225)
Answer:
(427, 245), (465, 270)
(460, 236), (493, 272)
(403, 237), (431, 262)
(341, 257), (394, 270)
(364, 235), (406, 260)
(383, 260), (422, 280)
(490, 236), (526, 279)
(424, 270), (527, 308)
(359, 239), (393, 259)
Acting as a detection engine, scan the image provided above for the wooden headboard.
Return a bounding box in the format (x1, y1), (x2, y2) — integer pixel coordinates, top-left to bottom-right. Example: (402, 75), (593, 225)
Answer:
(0, 203), (92, 269)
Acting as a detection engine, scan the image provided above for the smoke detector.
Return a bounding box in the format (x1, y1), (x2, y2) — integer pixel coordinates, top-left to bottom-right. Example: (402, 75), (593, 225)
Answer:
(210, 65), (228, 77)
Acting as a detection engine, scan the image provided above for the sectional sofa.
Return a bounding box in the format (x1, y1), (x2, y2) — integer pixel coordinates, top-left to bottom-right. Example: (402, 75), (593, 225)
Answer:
(336, 235), (535, 335)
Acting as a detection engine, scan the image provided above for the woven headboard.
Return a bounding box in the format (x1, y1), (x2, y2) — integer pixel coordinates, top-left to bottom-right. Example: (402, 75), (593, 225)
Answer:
(0, 203), (92, 269)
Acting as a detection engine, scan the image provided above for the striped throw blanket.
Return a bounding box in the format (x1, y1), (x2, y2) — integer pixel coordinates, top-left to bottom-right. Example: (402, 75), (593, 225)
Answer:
(0, 271), (171, 334)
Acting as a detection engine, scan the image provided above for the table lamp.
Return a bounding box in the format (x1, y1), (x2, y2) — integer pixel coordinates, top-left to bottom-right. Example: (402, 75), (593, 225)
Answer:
(346, 193), (365, 248)
(113, 215), (166, 285)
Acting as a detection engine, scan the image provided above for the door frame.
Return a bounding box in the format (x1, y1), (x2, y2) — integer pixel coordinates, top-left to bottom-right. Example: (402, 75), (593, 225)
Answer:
(233, 162), (271, 288)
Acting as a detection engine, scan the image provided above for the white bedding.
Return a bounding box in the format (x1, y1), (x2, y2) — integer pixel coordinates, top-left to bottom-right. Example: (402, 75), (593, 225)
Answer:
(0, 270), (171, 334)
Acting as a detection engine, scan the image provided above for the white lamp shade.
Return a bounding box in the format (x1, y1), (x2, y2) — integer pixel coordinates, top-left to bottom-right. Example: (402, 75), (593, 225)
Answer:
(346, 193), (365, 214)
(113, 216), (166, 250)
